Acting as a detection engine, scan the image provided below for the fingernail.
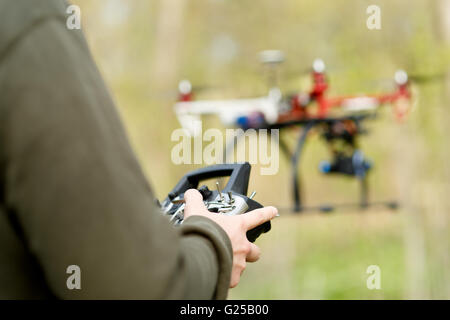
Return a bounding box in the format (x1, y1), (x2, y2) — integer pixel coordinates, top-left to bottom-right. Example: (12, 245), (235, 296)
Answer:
(271, 207), (279, 217)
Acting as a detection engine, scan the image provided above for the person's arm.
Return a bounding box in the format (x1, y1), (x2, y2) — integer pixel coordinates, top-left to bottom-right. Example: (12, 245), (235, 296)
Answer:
(0, 16), (232, 299)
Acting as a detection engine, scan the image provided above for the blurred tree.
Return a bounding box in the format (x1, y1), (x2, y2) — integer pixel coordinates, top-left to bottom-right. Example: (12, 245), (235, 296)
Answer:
(151, 0), (187, 90)
(433, 0), (450, 99)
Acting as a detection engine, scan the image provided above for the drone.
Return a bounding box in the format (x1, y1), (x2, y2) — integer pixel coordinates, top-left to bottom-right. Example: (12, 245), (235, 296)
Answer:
(172, 50), (417, 212)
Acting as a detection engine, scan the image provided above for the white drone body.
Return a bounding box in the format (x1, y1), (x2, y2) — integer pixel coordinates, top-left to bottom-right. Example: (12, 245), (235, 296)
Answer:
(174, 87), (281, 136)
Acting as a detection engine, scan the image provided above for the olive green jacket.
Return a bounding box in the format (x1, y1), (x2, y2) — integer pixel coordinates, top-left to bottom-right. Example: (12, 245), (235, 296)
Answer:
(0, 0), (232, 299)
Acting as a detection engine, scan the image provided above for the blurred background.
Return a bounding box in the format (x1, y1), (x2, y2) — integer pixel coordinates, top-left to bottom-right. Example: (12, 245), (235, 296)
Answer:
(72, 0), (450, 299)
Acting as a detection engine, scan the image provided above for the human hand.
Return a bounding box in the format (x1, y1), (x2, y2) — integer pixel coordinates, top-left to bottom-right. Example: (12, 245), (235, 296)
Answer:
(183, 189), (278, 288)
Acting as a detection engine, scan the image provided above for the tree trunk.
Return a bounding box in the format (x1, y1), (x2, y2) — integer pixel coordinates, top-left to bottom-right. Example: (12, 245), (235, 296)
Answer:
(151, 0), (187, 89)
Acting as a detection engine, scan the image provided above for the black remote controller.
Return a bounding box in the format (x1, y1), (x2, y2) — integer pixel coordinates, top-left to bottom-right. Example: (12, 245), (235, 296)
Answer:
(160, 162), (271, 242)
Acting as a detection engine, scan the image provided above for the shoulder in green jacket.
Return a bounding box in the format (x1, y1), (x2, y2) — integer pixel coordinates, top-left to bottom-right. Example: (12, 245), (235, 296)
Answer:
(0, 0), (232, 300)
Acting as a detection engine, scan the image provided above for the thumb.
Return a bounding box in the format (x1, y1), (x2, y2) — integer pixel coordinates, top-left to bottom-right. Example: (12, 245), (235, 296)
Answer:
(183, 189), (207, 218)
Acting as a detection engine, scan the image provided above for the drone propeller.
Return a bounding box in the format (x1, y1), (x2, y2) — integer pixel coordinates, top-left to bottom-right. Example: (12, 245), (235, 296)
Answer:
(407, 73), (446, 84)
(151, 81), (227, 101)
(367, 70), (445, 88)
(177, 81), (226, 95)
(283, 59), (326, 80)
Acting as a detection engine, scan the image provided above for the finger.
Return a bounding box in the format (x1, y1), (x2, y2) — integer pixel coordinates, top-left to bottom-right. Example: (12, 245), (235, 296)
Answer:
(183, 189), (207, 218)
(246, 243), (261, 262)
(243, 206), (278, 230)
(230, 271), (240, 288)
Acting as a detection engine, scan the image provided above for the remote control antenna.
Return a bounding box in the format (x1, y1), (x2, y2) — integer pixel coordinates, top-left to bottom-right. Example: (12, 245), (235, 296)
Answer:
(216, 181), (224, 202)
(249, 191), (256, 199)
(227, 191), (234, 204)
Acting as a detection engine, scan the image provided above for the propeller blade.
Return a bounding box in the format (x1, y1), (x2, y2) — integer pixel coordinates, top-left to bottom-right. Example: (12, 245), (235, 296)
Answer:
(408, 73), (446, 84)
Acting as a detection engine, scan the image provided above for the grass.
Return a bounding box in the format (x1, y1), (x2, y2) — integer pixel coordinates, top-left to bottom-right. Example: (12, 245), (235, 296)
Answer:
(228, 209), (406, 299)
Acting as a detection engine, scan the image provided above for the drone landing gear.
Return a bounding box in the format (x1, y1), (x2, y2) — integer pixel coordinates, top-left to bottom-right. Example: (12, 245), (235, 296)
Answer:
(222, 115), (399, 214)
(282, 122), (314, 212)
(287, 200), (399, 214)
(278, 118), (398, 214)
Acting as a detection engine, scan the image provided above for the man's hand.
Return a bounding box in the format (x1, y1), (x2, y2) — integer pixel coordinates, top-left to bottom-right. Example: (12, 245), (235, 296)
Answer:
(183, 189), (278, 288)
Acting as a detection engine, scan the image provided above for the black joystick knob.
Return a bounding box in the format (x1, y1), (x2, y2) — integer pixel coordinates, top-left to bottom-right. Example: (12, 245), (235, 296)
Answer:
(198, 185), (212, 200)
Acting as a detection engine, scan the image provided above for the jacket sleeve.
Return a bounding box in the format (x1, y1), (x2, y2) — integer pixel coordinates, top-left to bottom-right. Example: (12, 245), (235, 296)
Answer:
(0, 16), (232, 299)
